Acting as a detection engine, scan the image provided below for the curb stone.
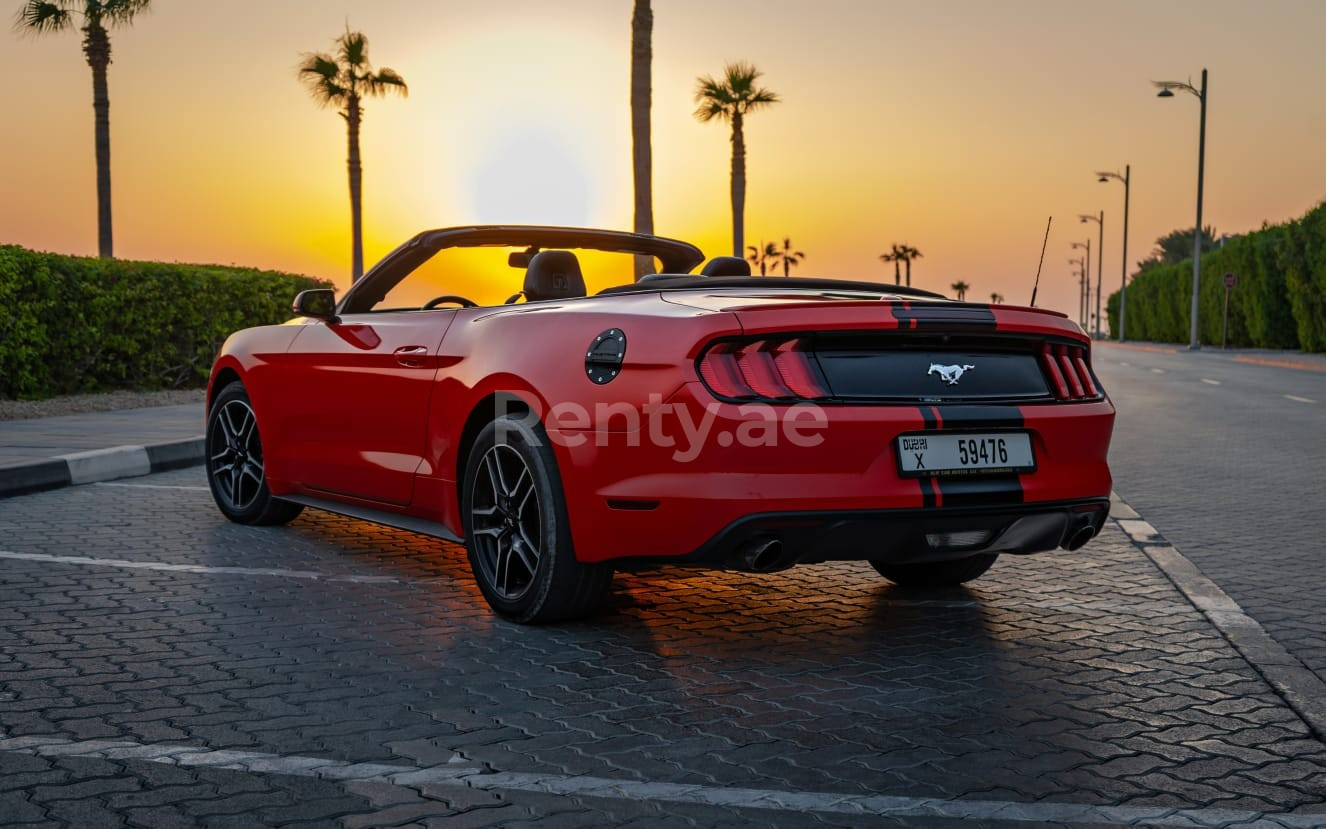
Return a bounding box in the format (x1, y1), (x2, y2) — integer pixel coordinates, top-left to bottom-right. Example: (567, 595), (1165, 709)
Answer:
(1113, 491), (1326, 742)
(0, 436), (205, 499)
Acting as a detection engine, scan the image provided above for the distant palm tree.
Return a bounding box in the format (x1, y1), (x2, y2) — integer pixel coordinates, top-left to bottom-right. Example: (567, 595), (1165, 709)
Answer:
(775, 236), (805, 277)
(990, 292), (1004, 304)
(879, 247), (901, 284)
(746, 241), (777, 276)
(951, 281), (970, 301)
(15, 0), (152, 258)
(299, 28), (407, 281)
(900, 244), (922, 287)
(694, 62), (779, 257)
(630, 0), (654, 278)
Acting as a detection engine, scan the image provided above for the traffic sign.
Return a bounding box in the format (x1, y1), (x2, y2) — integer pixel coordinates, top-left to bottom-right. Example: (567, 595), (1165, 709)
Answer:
(1224, 272), (1237, 289)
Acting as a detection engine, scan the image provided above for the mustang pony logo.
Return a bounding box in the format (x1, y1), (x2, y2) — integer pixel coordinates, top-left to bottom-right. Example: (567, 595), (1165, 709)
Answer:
(928, 363), (975, 385)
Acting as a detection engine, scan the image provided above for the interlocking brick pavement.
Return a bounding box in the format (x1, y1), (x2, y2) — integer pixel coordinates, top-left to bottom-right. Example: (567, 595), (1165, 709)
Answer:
(1093, 345), (1326, 686)
(0, 468), (1324, 826)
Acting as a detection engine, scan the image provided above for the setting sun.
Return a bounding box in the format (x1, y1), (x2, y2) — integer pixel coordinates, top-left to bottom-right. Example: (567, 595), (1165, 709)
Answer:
(4, 0), (1326, 316)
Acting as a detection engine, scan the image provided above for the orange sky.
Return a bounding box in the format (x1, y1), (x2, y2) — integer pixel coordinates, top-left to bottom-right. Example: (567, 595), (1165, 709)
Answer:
(3, 0), (1326, 320)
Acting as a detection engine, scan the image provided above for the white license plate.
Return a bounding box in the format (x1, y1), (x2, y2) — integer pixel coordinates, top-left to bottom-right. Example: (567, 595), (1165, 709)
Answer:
(897, 432), (1035, 477)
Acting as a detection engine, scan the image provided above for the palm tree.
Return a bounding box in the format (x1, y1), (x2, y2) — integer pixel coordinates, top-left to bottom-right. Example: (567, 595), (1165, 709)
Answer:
(879, 248), (901, 284)
(299, 28), (407, 281)
(746, 241), (777, 276)
(900, 244), (922, 287)
(15, 0), (151, 258)
(630, 0), (653, 278)
(775, 236), (805, 277)
(693, 62), (779, 257)
(990, 292), (1004, 304)
(950, 281), (970, 301)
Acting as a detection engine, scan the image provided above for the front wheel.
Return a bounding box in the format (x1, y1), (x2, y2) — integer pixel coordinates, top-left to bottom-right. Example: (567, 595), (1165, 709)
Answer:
(206, 382), (303, 526)
(462, 414), (612, 623)
(870, 554), (998, 587)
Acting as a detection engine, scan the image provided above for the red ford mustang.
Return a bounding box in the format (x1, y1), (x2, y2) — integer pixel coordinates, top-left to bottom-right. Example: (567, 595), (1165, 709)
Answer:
(207, 226), (1114, 622)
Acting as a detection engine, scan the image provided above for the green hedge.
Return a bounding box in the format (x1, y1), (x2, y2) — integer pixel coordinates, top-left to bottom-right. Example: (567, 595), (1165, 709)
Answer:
(0, 246), (329, 399)
(1106, 202), (1326, 351)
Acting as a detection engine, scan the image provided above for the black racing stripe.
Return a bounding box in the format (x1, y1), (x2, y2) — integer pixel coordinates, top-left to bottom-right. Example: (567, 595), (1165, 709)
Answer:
(932, 406), (1025, 506)
(895, 303), (997, 330)
(928, 476), (1025, 506)
(917, 406), (940, 507)
(931, 406), (1025, 429)
(895, 301), (916, 330)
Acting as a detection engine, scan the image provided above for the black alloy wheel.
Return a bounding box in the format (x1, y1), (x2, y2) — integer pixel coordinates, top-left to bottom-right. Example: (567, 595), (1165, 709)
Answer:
(469, 443), (543, 601)
(205, 382), (303, 525)
(462, 414), (612, 623)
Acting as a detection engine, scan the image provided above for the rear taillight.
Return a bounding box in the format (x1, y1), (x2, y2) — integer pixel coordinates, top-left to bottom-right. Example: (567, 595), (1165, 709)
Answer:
(1041, 343), (1101, 400)
(698, 338), (829, 401)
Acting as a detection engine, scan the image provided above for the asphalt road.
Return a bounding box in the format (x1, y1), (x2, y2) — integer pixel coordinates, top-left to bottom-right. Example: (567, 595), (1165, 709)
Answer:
(1093, 343), (1326, 686)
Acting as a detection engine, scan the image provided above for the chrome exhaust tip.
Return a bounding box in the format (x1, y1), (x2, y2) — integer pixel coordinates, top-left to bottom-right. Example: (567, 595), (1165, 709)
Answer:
(736, 537), (796, 573)
(1063, 525), (1096, 551)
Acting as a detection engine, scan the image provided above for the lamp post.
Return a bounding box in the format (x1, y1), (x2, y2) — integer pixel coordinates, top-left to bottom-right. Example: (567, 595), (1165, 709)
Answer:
(1068, 257), (1087, 328)
(1071, 240), (1091, 330)
(1096, 167), (1130, 341)
(1079, 212), (1104, 338)
(1154, 69), (1208, 349)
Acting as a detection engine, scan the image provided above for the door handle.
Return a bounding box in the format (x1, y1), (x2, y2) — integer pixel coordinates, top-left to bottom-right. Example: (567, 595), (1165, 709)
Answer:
(393, 345), (429, 367)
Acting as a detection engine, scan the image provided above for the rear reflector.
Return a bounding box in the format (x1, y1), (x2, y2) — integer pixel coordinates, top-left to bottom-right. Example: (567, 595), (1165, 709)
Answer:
(699, 338), (828, 401)
(1041, 342), (1102, 401)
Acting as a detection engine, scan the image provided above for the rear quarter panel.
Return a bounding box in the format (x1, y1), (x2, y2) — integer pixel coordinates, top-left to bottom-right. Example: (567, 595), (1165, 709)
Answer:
(416, 293), (741, 532)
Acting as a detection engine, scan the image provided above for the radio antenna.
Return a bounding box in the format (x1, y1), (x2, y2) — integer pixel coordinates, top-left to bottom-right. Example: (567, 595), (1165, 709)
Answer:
(1030, 215), (1052, 307)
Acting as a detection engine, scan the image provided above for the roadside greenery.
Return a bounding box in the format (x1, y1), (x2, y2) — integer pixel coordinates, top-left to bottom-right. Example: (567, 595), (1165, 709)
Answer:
(0, 245), (328, 399)
(1106, 201), (1326, 351)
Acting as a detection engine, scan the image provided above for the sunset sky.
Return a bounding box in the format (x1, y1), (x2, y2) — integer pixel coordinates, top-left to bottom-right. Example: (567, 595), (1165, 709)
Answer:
(3, 0), (1325, 320)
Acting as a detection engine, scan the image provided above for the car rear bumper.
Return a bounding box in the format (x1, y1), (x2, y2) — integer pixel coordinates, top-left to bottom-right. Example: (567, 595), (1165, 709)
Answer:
(615, 498), (1111, 572)
(550, 383), (1115, 564)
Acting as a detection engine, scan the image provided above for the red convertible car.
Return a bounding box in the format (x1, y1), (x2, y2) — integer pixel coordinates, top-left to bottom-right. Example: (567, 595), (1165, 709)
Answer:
(207, 226), (1114, 622)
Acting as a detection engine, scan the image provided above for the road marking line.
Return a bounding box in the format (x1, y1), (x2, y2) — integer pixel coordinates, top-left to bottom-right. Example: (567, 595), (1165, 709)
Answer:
(1113, 493), (1326, 741)
(95, 482), (209, 492)
(0, 550), (397, 585)
(0, 550), (1193, 615)
(0, 733), (1307, 826)
(1200, 378), (1221, 385)
(1150, 367), (1165, 374)
(1284, 394), (1316, 404)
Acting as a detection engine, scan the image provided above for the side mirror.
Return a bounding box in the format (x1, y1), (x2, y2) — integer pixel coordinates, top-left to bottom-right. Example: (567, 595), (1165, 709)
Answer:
(292, 288), (339, 323)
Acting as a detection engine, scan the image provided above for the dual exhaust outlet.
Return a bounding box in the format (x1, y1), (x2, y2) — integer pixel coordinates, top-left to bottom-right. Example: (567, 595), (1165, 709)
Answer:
(730, 517), (1100, 573)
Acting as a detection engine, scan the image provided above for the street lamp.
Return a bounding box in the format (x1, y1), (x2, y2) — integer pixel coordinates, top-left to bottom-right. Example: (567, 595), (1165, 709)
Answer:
(1096, 167), (1130, 341)
(1068, 256), (1087, 328)
(1079, 212), (1104, 339)
(1153, 69), (1208, 349)
(1071, 240), (1091, 330)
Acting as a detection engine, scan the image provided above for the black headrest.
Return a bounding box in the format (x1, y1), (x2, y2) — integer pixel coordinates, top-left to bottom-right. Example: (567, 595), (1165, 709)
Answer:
(523, 250), (586, 302)
(700, 256), (752, 277)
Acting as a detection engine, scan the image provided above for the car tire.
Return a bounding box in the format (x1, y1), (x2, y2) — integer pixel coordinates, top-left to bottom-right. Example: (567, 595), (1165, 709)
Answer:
(462, 414), (613, 623)
(205, 382), (303, 526)
(870, 553), (998, 587)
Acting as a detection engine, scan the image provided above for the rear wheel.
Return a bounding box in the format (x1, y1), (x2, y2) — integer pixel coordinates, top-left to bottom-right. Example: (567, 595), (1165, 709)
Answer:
(206, 382), (303, 526)
(870, 554), (998, 587)
(462, 414), (612, 623)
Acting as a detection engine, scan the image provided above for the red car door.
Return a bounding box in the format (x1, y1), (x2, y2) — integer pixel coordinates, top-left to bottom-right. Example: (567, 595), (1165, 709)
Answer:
(274, 310), (455, 506)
